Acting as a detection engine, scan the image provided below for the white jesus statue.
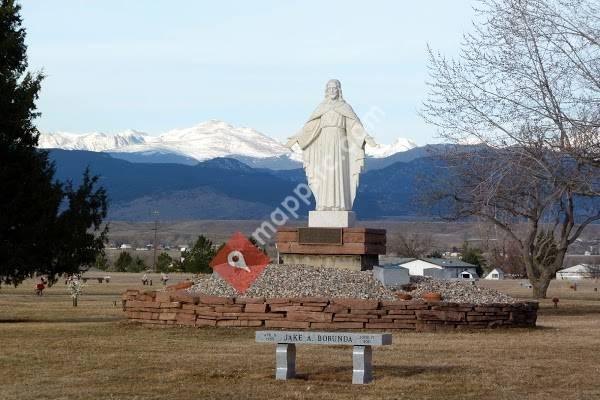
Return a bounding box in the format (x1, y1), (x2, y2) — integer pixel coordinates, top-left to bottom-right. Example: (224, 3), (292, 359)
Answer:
(287, 79), (376, 221)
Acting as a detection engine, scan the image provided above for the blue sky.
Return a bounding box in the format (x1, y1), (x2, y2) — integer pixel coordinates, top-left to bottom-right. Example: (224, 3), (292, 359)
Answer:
(20, 1), (475, 146)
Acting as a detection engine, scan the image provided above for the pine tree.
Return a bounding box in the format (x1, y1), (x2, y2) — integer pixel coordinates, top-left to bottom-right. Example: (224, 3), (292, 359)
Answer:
(0, 1), (108, 286)
(181, 235), (216, 273)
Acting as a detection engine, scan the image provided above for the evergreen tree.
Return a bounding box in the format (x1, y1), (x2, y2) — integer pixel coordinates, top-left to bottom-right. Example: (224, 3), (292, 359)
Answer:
(181, 235), (216, 274)
(461, 242), (486, 277)
(156, 252), (173, 273)
(114, 252), (133, 273)
(94, 252), (109, 271)
(128, 256), (146, 273)
(0, 1), (108, 286)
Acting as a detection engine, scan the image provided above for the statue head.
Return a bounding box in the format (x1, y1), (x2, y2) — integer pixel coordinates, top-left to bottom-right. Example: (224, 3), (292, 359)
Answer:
(325, 79), (342, 101)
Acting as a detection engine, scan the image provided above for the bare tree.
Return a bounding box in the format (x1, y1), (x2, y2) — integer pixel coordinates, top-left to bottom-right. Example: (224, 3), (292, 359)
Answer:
(390, 233), (434, 258)
(423, 0), (600, 298)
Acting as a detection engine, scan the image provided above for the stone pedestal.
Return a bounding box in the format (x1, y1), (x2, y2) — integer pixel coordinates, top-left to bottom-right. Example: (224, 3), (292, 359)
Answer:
(308, 210), (355, 228)
(276, 227), (386, 271)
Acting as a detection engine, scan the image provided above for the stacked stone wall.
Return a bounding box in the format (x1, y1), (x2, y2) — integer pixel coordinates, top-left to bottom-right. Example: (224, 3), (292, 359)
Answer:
(122, 289), (537, 331)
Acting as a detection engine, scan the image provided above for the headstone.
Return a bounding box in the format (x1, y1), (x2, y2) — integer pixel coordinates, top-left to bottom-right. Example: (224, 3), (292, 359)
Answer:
(373, 265), (410, 288)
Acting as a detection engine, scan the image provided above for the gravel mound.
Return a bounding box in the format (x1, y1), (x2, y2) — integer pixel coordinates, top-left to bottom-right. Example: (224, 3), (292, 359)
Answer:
(187, 264), (516, 304)
(404, 276), (516, 304)
(189, 264), (396, 300)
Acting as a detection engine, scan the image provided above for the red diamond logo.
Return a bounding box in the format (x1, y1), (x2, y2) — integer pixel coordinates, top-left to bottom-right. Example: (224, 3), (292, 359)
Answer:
(209, 231), (270, 293)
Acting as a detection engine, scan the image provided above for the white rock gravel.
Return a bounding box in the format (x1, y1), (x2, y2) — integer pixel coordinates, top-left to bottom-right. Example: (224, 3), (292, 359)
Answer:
(188, 264), (396, 300)
(405, 276), (517, 304)
(187, 264), (516, 304)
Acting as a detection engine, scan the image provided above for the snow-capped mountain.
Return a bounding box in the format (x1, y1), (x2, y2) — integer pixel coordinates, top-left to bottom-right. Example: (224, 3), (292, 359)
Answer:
(38, 120), (416, 164)
(38, 129), (148, 152)
(366, 137), (417, 158)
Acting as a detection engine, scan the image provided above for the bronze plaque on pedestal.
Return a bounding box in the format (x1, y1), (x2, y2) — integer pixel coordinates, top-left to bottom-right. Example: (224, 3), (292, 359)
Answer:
(298, 228), (343, 245)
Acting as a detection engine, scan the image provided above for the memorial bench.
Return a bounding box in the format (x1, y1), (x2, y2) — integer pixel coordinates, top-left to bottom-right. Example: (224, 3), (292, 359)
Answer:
(81, 276), (110, 283)
(255, 331), (392, 384)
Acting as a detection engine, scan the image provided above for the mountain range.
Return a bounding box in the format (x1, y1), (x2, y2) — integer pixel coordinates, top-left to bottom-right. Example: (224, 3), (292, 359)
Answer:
(38, 120), (445, 221)
(47, 147), (442, 221)
(38, 120), (418, 170)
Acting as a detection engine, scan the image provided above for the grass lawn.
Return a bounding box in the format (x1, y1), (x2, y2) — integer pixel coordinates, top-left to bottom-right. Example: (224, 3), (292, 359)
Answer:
(1, 273), (600, 400)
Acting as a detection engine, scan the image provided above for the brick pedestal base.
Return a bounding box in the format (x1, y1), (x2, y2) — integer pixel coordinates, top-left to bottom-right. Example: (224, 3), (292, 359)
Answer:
(276, 227), (386, 271)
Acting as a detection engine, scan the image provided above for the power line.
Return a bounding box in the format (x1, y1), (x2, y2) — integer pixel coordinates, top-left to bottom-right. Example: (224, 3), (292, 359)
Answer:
(151, 210), (160, 272)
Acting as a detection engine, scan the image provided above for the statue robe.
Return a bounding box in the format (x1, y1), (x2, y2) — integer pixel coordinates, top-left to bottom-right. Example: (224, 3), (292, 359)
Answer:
(291, 99), (368, 211)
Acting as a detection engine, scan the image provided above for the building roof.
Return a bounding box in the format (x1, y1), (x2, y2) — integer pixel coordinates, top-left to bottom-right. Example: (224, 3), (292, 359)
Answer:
(557, 264), (596, 274)
(421, 258), (477, 268)
(381, 257), (417, 265)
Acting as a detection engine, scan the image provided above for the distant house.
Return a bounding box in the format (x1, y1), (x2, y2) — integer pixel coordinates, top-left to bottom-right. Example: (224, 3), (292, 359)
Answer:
(120, 244), (132, 249)
(556, 264), (599, 280)
(394, 258), (479, 279)
(484, 268), (505, 280)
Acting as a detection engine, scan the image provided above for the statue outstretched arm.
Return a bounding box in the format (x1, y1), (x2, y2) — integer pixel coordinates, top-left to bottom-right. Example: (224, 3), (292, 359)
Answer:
(285, 135), (298, 149)
(365, 135), (377, 147)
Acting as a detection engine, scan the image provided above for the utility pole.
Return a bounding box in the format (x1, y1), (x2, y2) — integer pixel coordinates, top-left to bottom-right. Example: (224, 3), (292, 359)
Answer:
(151, 210), (159, 272)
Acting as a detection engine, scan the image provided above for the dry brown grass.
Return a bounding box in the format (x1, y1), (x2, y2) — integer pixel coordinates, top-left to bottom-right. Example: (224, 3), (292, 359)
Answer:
(1, 274), (600, 400)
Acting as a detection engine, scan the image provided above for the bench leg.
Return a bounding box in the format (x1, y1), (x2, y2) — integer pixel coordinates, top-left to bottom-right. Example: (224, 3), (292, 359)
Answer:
(275, 343), (296, 380)
(352, 345), (373, 384)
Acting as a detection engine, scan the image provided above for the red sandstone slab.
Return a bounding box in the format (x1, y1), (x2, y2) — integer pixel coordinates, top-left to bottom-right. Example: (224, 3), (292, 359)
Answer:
(311, 322), (364, 329)
(193, 306), (215, 313)
(276, 226), (298, 233)
(177, 308), (196, 315)
(380, 300), (408, 309)
(195, 311), (220, 319)
(235, 297), (266, 304)
(277, 242), (386, 255)
(198, 295), (234, 305)
(265, 320), (310, 329)
(276, 231), (298, 242)
(214, 305), (244, 313)
(196, 318), (217, 327)
(301, 302), (329, 308)
(343, 232), (387, 244)
(216, 320), (263, 327)
(155, 292), (172, 302)
(176, 313), (196, 321)
(159, 302), (182, 309)
(381, 314), (416, 320)
(325, 304), (349, 313)
(333, 299), (379, 310)
(171, 293), (200, 304)
(387, 310), (416, 315)
(333, 316), (370, 323)
(221, 312), (243, 318)
(158, 312), (177, 321)
(296, 296), (329, 304)
(244, 303), (267, 313)
(238, 313), (284, 320)
(126, 300), (160, 309)
(335, 313), (375, 320)
(405, 303), (429, 310)
(349, 309), (386, 315)
(265, 297), (291, 304)
(269, 305), (324, 313)
(287, 311), (333, 322)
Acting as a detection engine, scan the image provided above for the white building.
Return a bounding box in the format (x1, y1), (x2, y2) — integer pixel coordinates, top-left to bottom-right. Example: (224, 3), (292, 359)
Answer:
(556, 264), (598, 280)
(485, 268), (505, 280)
(395, 258), (479, 279)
